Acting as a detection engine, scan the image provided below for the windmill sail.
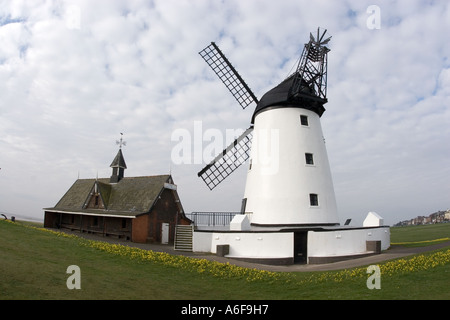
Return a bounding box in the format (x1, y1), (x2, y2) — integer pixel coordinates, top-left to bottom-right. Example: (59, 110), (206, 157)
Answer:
(199, 42), (258, 109)
(198, 127), (253, 190)
(197, 29), (331, 191)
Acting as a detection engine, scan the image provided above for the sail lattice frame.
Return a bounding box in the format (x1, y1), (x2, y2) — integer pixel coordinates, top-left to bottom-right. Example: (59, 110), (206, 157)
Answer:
(199, 42), (258, 109)
(198, 127), (253, 190)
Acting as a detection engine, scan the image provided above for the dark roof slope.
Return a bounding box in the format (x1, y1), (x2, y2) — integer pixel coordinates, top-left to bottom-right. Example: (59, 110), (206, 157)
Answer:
(251, 72), (326, 123)
(53, 178), (96, 211)
(110, 149), (127, 169)
(46, 175), (172, 217)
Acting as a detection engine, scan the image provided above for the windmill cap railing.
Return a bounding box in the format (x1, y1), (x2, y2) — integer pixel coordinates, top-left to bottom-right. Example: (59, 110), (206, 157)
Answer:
(186, 212), (241, 227)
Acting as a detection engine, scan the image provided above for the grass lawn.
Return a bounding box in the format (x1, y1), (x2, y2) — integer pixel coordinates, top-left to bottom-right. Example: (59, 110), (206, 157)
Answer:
(0, 220), (449, 300)
(390, 223), (450, 246)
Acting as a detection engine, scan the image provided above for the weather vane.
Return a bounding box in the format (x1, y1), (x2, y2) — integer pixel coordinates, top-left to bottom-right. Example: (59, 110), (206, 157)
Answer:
(116, 133), (126, 149)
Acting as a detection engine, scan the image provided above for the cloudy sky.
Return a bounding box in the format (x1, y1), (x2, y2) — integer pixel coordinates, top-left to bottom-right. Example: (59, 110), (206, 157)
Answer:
(0, 0), (449, 225)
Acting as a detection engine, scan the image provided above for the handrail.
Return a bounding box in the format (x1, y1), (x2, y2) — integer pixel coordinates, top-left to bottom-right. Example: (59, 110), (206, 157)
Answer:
(186, 212), (241, 227)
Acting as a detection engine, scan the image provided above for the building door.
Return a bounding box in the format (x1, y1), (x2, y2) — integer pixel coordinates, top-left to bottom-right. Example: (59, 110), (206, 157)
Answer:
(294, 232), (308, 264)
(161, 223), (170, 244)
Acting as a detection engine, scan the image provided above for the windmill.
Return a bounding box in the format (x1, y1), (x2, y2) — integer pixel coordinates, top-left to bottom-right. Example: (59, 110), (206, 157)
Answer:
(198, 28), (339, 227)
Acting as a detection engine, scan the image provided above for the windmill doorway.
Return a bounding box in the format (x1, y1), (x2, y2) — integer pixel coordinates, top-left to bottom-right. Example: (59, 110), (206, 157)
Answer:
(294, 232), (308, 264)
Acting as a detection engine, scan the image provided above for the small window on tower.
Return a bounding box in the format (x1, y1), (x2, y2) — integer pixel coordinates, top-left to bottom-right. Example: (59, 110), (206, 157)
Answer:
(305, 153), (314, 165)
(309, 194), (319, 206)
(300, 115), (309, 126)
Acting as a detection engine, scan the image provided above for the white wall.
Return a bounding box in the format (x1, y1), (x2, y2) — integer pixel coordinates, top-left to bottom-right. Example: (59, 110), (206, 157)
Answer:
(307, 227), (390, 259)
(363, 212), (384, 227)
(243, 108), (339, 225)
(193, 231), (213, 253)
(194, 227), (390, 263)
(193, 231), (294, 259)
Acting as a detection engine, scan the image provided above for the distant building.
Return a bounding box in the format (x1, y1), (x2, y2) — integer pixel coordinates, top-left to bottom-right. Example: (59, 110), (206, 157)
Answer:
(43, 147), (191, 243)
(445, 210), (450, 221)
(394, 210), (450, 226)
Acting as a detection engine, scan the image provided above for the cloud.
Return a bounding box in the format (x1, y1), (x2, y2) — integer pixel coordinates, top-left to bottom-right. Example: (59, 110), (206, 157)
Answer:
(0, 0), (448, 226)
(324, 7), (450, 224)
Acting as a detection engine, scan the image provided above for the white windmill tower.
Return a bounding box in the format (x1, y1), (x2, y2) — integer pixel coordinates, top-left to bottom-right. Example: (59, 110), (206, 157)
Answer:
(198, 28), (339, 227)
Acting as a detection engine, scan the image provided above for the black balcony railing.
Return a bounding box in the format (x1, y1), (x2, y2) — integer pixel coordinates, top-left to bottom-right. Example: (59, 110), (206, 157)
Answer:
(186, 212), (241, 227)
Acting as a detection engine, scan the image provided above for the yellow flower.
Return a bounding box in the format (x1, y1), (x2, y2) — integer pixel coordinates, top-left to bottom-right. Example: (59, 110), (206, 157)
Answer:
(28, 224), (450, 285)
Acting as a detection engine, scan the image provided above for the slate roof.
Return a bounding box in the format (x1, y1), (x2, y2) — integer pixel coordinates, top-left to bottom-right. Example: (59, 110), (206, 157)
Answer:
(45, 175), (172, 217)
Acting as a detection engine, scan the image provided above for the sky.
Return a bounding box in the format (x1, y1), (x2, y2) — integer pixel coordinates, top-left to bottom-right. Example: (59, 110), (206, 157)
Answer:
(0, 0), (449, 226)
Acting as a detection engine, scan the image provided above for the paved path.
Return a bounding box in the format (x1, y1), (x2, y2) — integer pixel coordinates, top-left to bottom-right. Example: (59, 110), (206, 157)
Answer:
(64, 230), (450, 272)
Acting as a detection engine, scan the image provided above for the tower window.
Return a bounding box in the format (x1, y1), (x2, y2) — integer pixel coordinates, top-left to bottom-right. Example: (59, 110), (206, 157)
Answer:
(300, 115), (309, 126)
(309, 194), (319, 206)
(305, 153), (314, 165)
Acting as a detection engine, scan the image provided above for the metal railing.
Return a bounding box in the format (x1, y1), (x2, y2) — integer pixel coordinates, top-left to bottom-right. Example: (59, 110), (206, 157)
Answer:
(186, 212), (241, 227)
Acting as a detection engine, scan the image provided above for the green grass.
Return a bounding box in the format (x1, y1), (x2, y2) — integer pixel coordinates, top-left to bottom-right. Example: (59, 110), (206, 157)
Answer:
(391, 223), (450, 246)
(0, 220), (449, 300)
